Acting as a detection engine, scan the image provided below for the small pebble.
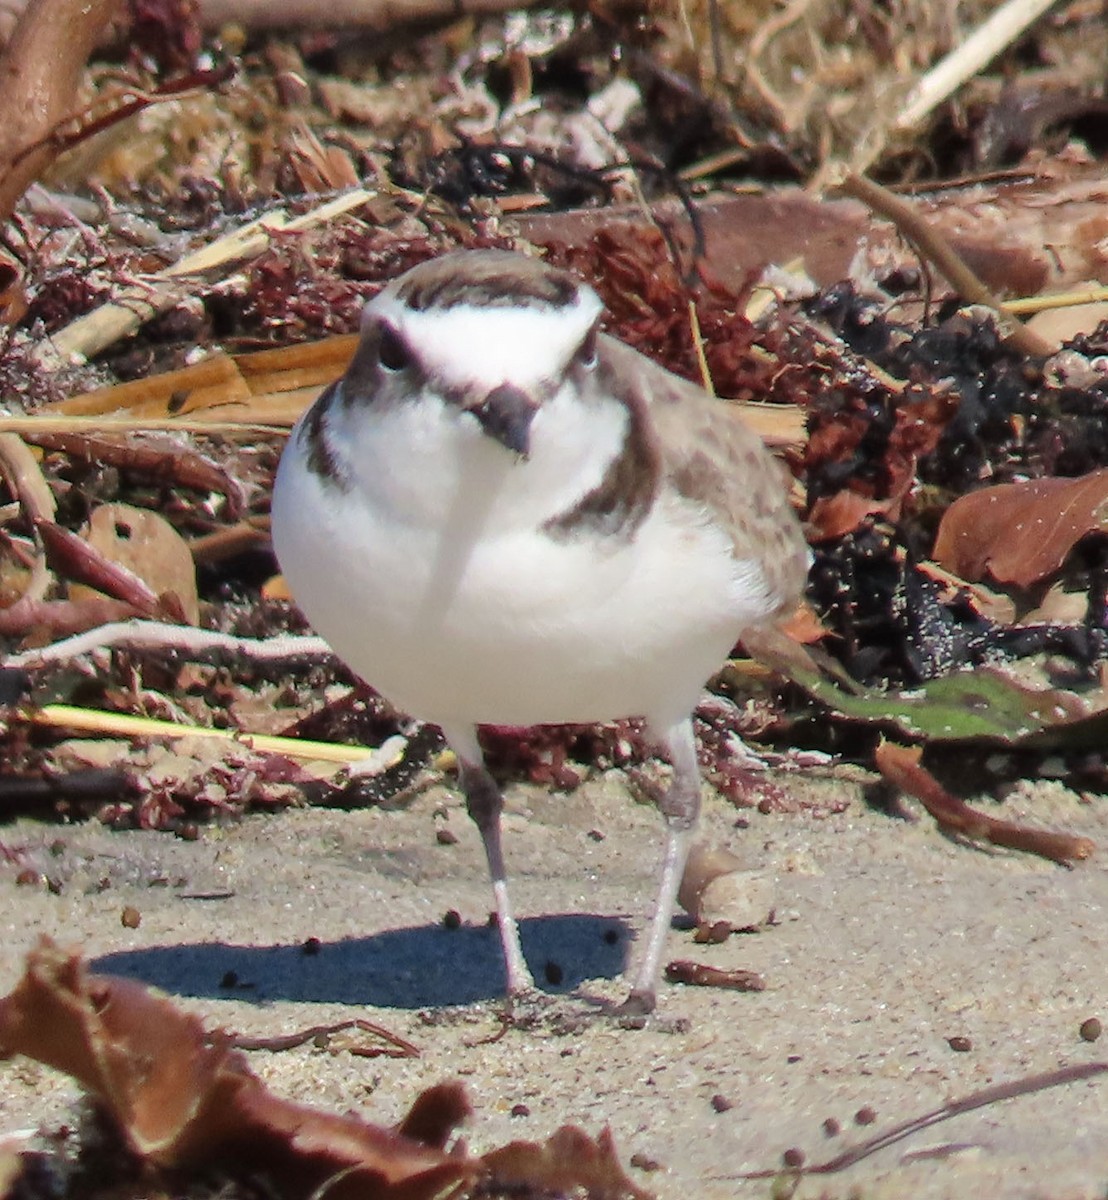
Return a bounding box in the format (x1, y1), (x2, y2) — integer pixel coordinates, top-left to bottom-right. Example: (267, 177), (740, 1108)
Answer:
(629, 1153), (661, 1172)
(436, 828), (458, 846)
(14, 869), (41, 887)
(854, 1106), (877, 1126)
(782, 1147), (805, 1168)
(710, 1093), (733, 1113)
(301, 936), (321, 956)
(587, 828), (605, 842)
(442, 909), (462, 930)
(822, 1117), (841, 1138)
(176, 823), (200, 842)
(120, 906), (141, 929)
(510, 1103), (530, 1118)
(947, 1035), (972, 1052)
(1079, 1017), (1102, 1042)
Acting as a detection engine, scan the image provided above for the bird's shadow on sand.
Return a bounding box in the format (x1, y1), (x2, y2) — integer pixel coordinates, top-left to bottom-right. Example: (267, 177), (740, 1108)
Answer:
(92, 913), (630, 1008)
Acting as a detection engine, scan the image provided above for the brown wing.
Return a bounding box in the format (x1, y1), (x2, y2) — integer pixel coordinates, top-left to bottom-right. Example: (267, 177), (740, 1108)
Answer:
(599, 336), (809, 621)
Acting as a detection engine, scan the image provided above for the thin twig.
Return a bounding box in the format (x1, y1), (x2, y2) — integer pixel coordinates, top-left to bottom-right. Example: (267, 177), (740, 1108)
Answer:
(836, 173), (1054, 358)
(687, 300), (714, 396)
(233, 1018), (420, 1058)
(726, 1061), (1108, 1179)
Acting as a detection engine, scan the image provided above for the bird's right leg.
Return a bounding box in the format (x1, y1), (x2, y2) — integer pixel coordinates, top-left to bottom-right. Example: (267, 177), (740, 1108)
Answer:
(444, 724), (536, 998)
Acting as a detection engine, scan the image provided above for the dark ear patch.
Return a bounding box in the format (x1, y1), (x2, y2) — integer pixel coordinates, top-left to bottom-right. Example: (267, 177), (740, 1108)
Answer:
(574, 325), (599, 370)
(544, 354), (660, 540)
(299, 383), (351, 490)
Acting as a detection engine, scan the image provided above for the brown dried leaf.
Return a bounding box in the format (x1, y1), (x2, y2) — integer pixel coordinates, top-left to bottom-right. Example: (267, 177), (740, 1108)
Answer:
(0, 942), (476, 1200)
(807, 490), (897, 541)
(481, 1124), (653, 1200)
(932, 469), (1108, 588)
(76, 503), (199, 624)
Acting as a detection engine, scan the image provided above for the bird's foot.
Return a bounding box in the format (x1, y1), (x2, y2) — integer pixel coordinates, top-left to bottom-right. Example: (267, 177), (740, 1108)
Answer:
(495, 988), (690, 1035)
(606, 989), (690, 1033)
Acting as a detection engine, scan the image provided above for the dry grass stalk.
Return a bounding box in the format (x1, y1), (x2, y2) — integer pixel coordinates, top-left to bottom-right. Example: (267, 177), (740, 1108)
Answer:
(28, 702), (405, 768)
(893, 0), (1064, 133)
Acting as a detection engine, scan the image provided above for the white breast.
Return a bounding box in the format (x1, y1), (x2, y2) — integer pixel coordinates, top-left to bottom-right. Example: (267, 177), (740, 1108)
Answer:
(272, 385), (766, 731)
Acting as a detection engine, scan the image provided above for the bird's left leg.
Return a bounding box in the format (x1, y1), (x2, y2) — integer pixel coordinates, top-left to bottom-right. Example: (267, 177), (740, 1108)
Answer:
(619, 716), (701, 1015)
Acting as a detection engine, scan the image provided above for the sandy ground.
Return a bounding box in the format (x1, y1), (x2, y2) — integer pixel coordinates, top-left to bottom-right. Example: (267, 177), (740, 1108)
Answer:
(1, 758), (1106, 1197)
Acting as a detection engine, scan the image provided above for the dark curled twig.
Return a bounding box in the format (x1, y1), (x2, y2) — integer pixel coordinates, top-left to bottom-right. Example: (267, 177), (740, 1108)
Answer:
(12, 61), (238, 169)
(232, 1018), (420, 1059)
(724, 1062), (1108, 1179)
(414, 140), (708, 280)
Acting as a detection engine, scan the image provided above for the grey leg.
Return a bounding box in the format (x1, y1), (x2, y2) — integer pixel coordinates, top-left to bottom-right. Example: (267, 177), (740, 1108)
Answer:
(444, 725), (536, 998)
(620, 716), (702, 1014)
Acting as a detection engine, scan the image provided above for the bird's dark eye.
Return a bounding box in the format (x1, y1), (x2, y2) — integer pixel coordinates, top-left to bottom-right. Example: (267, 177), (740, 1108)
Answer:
(575, 327), (598, 369)
(377, 324), (411, 372)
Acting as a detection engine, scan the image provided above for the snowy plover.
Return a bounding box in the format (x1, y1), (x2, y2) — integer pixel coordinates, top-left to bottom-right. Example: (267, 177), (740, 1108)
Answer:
(272, 249), (808, 1013)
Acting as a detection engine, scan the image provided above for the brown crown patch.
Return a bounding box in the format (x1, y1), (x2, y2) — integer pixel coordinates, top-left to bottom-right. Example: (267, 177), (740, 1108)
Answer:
(396, 251), (579, 312)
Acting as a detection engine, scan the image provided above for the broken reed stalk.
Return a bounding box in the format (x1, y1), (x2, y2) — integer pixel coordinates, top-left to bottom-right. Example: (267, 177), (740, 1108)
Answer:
(837, 173), (1054, 358)
(44, 188), (378, 363)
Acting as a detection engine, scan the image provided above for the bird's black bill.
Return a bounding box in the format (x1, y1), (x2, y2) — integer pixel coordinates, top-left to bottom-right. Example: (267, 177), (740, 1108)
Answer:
(472, 383), (537, 458)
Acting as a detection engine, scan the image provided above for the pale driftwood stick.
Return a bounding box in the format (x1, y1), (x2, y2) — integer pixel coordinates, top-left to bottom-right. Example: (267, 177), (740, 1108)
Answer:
(42, 188), (377, 364)
(197, 0), (539, 28)
(6, 619), (331, 669)
(893, 0), (1062, 132)
(0, 416), (286, 436)
(0, 0), (541, 31)
(0, 0), (120, 224)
